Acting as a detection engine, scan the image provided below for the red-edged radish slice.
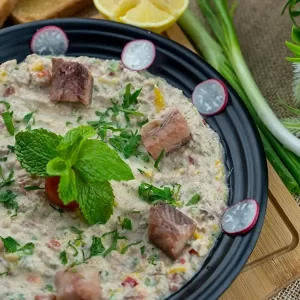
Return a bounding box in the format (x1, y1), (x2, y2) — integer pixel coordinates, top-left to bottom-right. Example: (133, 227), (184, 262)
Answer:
(221, 199), (259, 236)
(31, 26), (69, 56)
(192, 79), (228, 116)
(121, 39), (156, 71)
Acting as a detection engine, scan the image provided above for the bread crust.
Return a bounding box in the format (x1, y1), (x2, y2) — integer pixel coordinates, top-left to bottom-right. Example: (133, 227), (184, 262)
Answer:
(0, 0), (19, 27)
(12, 0), (93, 23)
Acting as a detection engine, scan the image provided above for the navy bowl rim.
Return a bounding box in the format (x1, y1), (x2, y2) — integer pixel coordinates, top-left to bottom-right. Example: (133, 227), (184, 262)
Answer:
(0, 18), (268, 300)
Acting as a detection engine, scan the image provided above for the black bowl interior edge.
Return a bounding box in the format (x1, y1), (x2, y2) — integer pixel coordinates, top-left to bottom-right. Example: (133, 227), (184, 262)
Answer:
(0, 18), (268, 300)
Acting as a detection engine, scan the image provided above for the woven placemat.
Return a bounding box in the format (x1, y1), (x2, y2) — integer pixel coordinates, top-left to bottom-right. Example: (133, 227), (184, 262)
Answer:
(190, 0), (300, 299)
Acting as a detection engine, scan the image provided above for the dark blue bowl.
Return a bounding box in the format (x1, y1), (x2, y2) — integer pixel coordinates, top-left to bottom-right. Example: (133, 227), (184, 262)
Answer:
(0, 18), (268, 300)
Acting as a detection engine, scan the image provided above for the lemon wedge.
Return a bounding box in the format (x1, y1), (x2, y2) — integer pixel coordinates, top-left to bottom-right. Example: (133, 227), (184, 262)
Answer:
(93, 0), (189, 33)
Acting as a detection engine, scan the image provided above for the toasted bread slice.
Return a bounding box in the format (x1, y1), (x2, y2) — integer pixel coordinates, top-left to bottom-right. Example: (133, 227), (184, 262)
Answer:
(0, 0), (19, 27)
(12, 0), (93, 24)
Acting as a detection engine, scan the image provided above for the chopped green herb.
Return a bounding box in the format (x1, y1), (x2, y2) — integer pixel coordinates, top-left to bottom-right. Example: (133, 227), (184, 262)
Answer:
(77, 116), (83, 123)
(7, 145), (14, 153)
(137, 119), (149, 127)
(137, 168), (145, 174)
(59, 250), (68, 265)
(66, 121), (72, 126)
(24, 185), (43, 191)
(0, 101), (10, 110)
(108, 60), (119, 72)
(186, 194), (201, 206)
(49, 204), (64, 215)
(122, 83), (142, 109)
(0, 236), (19, 253)
(71, 226), (84, 235)
(121, 218), (132, 230)
(0, 272), (8, 276)
(68, 241), (78, 257)
(102, 230), (127, 258)
(120, 240), (142, 254)
(1, 111), (14, 136)
(0, 157), (7, 162)
(93, 85), (100, 92)
(44, 285), (54, 292)
(154, 150), (164, 171)
(23, 112), (35, 125)
(0, 190), (18, 215)
(138, 182), (178, 206)
(89, 236), (105, 258)
(0, 169), (14, 188)
(17, 243), (35, 256)
(140, 245), (146, 255)
(148, 254), (159, 265)
(144, 277), (157, 286)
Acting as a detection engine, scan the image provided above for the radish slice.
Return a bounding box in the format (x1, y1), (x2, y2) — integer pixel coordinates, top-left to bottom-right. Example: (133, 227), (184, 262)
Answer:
(31, 26), (69, 56)
(192, 79), (228, 116)
(121, 39), (156, 71)
(221, 199), (259, 236)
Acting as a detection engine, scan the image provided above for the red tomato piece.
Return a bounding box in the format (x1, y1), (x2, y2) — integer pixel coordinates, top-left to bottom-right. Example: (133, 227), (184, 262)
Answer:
(179, 258), (186, 264)
(47, 239), (61, 251)
(188, 248), (198, 255)
(3, 86), (15, 97)
(45, 176), (78, 209)
(122, 276), (138, 288)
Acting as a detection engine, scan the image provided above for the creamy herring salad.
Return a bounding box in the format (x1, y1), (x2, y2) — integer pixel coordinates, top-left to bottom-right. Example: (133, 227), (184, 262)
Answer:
(0, 54), (228, 300)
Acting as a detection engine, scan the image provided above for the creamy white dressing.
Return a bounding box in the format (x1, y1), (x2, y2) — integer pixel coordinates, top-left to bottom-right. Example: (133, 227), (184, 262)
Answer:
(0, 54), (228, 300)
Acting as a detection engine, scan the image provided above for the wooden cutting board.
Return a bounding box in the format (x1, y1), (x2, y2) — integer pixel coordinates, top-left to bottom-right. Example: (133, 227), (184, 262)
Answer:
(82, 7), (300, 299)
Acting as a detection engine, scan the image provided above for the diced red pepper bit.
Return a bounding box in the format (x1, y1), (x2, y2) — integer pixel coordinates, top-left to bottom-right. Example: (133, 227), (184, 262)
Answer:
(188, 156), (195, 165)
(3, 86), (15, 97)
(108, 71), (115, 76)
(202, 119), (207, 126)
(179, 258), (186, 264)
(27, 275), (41, 284)
(122, 276), (138, 288)
(188, 248), (198, 255)
(46, 239), (61, 251)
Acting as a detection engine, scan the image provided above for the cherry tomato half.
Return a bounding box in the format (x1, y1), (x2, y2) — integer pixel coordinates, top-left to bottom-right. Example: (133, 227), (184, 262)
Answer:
(45, 176), (78, 209)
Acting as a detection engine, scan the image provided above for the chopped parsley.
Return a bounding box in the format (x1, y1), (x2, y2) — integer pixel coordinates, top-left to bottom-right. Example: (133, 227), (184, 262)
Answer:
(148, 254), (159, 265)
(0, 190), (18, 215)
(140, 245), (146, 255)
(24, 185), (43, 191)
(186, 193), (201, 206)
(89, 236), (105, 258)
(102, 229), (127, 258)
(71, 226), (84, 236)
(68, 241), (78, 257)
(0, 168), (14, 188)
(0, 236), (34, 256)
(154, 150), (164, 171)
(1, 111), (14, 136)
(120, 240), (142, 254)
(121, 218), (132, 230)
(59, 250), (68, 265)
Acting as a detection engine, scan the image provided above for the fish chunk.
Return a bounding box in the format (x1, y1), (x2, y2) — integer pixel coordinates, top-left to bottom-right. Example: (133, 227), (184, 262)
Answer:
(50, 58), (93, 106)
(55, 266), (102, 300)
(148, 202), (196, 259)
(141, 108), (191, 159)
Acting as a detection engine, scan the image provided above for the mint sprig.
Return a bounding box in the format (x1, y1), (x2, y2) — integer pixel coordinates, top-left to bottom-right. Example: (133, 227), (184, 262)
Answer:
(14, 125), (134, 224)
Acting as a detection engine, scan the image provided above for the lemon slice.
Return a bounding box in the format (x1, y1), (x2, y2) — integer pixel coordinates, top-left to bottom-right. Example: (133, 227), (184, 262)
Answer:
(93, 0), (189, 33)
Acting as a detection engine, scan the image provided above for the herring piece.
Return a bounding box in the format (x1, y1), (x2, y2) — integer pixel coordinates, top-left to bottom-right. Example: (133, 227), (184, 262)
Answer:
(50, 58), (93, 106)
(141, 108), (191, 159)
(55, 266), (102, 300)
(148, 202), (197, 260)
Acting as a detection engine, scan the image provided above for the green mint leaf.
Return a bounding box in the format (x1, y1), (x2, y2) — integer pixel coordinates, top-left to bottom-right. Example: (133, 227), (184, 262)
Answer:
(60, 250), (68, 265)
(122, 218), (132, 230)
(76, 178), (114, 225)
(1, 236), (20, 253)
(120, 240), (142, 254)
(186, 194), (201, 206)
(70, 226), (84, 235)
(0, 190), (18, 215)
(89, 236), (105, 258)
(17, 242), (35, 256)
(24, 185), (43, 191)
(15, 129), (62, 176)
(74, 139), (134, 182)
(46, 158), (78, 205)
(2, 111), (14, 136)
(0, 101), (10, 110)
(57, 125), (95, 164)
(154, 150), (164, 171)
